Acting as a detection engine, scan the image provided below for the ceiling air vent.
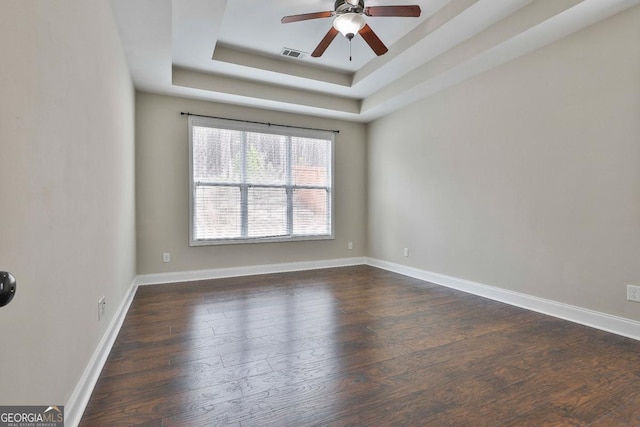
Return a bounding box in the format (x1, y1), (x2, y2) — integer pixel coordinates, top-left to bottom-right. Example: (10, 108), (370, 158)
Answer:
(281, 48), (306, 59)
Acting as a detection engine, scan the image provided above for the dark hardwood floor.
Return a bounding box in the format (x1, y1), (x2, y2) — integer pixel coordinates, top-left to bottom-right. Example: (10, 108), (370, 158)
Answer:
(80, 265), (640, 426)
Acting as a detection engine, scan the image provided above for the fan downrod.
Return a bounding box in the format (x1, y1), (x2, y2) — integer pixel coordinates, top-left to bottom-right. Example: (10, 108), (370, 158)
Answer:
(335, 0), (365, 14)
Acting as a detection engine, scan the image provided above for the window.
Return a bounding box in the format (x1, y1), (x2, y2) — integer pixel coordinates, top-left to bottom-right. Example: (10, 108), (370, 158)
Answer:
(189, 116), (334, 245)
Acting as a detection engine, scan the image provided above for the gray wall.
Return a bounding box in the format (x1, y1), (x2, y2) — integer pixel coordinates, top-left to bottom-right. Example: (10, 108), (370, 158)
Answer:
(367, 5), (640, 322)
(136, 92), (367, 275)
(0, 1), (136, 405)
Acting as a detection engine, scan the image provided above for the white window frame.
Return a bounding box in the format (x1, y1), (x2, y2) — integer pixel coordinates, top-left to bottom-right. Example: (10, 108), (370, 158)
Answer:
(188, 116), (335, 246)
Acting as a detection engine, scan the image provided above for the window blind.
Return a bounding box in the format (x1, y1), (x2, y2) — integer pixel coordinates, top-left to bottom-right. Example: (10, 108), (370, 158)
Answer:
(189, 116), (334, 245)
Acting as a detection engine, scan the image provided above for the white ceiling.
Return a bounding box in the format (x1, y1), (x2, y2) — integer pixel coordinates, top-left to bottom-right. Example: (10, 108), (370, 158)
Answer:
(110, 0), (640, 122)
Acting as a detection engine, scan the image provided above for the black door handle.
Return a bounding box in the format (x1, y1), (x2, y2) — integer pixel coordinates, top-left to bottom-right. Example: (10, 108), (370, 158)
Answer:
(0, 272), (16, 307)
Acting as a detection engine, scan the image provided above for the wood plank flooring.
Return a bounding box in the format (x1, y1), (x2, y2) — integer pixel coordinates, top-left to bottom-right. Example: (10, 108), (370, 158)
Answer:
(80, 265), (640, 426)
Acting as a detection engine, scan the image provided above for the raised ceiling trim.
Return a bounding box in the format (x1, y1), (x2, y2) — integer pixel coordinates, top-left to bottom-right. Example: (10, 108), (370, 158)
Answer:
(172, 66), (362, 114)
(111, 0), (640, 123)
(212, 44), (354, 87)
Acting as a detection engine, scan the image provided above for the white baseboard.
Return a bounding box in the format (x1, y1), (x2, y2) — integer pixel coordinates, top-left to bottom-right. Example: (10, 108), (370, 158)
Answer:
(366, 257), (640, 341)
(136, 257), (367, 286)
(65, 278), (139, 427)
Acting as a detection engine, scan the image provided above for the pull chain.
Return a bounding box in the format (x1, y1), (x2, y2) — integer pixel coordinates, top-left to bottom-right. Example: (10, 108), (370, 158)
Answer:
(347, 33), (355, 61)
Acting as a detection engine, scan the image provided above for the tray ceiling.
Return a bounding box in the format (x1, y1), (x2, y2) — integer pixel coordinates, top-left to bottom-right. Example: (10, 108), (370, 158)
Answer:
(111, 0), (640, 122)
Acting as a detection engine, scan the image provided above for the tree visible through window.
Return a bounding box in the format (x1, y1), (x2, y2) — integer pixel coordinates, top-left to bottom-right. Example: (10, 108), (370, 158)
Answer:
(189, 116), (334, 245)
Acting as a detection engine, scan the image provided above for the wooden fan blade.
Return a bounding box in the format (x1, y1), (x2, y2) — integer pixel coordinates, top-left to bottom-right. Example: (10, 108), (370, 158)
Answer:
(364, 5), (421, 17)
(359, 24), (388, 56)
(311, 27), (339, 57)
(281, 11), (334, 24)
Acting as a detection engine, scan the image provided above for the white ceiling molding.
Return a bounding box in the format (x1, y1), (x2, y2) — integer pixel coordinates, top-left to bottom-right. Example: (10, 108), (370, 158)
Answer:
(110, 0), (640, 122)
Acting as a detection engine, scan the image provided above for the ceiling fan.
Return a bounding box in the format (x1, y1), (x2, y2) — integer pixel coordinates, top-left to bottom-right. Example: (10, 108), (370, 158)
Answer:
(281, 0), (421, 59)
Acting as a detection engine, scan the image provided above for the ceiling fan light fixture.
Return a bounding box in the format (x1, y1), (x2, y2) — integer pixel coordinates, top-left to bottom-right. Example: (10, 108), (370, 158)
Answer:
(333, 13), (366, 39)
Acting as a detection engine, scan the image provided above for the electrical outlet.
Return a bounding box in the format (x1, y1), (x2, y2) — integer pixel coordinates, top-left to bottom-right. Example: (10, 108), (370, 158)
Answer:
(404, 248), (409, 257)
(98, 297), (106, 321)
(627, 285), (640, 302)
(163, 252), (171, 263)
(348, 242), (353, 250)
